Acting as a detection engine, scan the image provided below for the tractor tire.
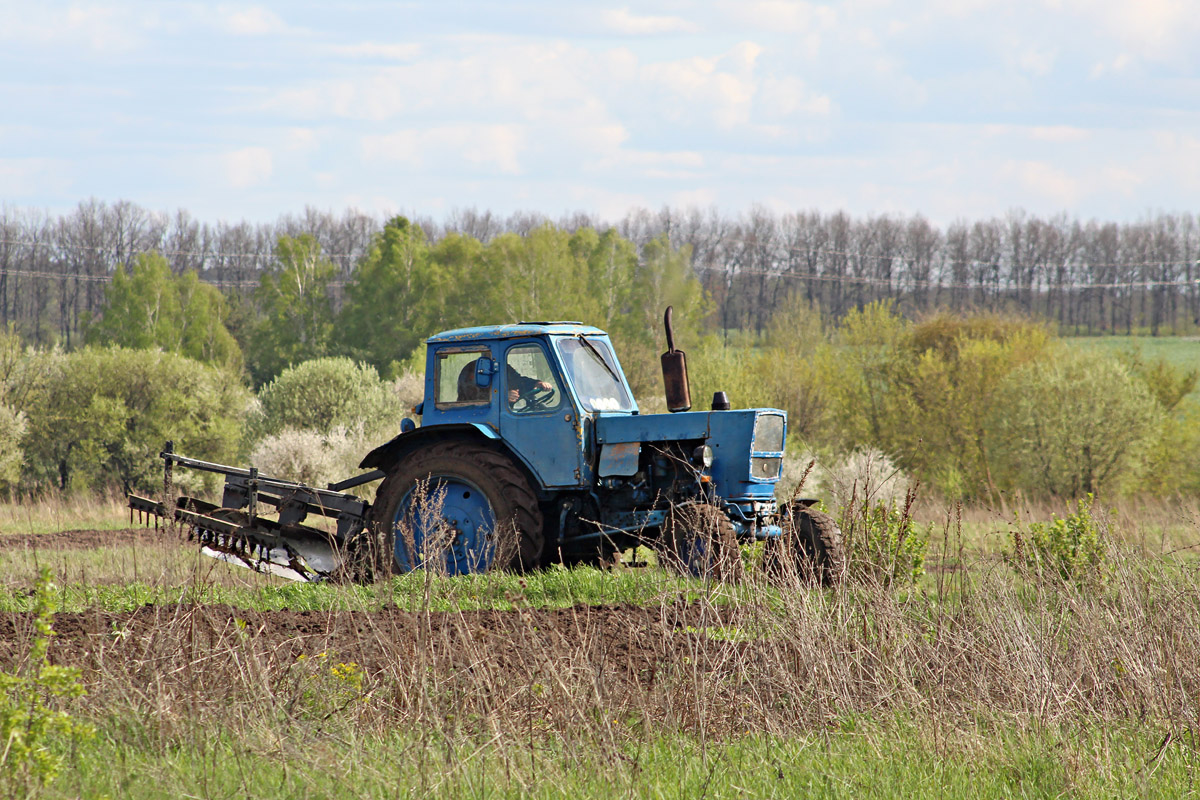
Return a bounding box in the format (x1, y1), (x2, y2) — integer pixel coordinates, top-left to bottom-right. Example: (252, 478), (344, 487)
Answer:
(661, 503), (743, 583)
(767, 503), (845, 587)
(367, 441), (544, 576)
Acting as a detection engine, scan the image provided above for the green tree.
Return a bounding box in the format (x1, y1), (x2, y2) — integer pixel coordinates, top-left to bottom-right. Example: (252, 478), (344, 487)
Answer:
(249, 235), (337, 384)
(824, 308), (1054, 498)
(337, 217), (440, 376)
(86, 252), (242, 371)
(481, 225), (597, 324)
(18, 348), (249, 492)
(989, 349), (1162, 497)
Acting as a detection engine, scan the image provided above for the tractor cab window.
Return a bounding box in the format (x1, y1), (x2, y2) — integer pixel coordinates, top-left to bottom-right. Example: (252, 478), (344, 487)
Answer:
(436, 348), (493, 407)
(556, 337), (634, 412)
(505, 344), (562, 414)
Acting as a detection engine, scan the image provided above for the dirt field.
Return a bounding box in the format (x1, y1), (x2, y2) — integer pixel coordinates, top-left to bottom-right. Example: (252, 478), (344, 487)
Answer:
(0, 528), (165, 551)
(0, 597), (731, 671)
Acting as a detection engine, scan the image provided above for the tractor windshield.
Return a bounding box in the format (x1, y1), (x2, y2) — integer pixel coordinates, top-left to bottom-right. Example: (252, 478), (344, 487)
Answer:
(556, 337), (635, 413)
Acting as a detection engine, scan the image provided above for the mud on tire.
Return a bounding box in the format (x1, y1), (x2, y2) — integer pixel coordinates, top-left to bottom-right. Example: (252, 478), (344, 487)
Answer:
(367, 440), (543, 576)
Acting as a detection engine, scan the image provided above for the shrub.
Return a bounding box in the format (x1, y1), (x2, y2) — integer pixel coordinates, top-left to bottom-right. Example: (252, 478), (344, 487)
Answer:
(18, 348), (249, 493)
(988, 349), (1162, 497)
(250, 425), (377, 492)
(837, 486), (928, 587)
(392, 369), (425, 414)
(250, 357), (408, 443)
(0, 403), (26, 491)
(1009, 495), (1108, 586)
(817, 448), (910, 510)
(0, 568), (93, 795)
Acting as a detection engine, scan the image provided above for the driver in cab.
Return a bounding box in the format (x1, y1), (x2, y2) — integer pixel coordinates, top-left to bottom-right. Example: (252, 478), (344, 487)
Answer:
(506, 365), (552, 406)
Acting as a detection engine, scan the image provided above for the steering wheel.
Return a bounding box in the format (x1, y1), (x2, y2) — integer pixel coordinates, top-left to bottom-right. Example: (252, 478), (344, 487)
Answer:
(514, 384), (555, 412)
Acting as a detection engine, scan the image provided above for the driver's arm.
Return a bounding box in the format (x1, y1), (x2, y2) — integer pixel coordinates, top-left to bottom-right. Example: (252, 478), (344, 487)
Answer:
(505, 364), (551, 404)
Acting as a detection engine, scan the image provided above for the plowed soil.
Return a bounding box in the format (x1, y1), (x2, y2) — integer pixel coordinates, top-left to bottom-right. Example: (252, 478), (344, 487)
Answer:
(0, 599), (771, 732)
(0, 599), (738, 674)
(0, 528), (168, 551)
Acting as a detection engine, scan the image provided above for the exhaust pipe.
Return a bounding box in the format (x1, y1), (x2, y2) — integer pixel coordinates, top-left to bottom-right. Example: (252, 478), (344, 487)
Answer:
(661, 306), (692, 412)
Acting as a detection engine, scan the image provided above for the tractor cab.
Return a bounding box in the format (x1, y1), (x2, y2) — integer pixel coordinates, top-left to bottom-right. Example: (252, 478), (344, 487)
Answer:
(419, 322), (637, 489)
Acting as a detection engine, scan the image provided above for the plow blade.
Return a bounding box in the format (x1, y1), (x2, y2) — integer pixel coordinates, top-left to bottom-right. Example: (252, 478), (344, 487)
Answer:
(127, 442), (381, 583)
(128, 494), (345, 582)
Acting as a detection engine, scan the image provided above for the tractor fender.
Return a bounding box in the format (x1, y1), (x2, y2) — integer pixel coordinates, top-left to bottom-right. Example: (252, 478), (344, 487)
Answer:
(358, 424), (546, 497)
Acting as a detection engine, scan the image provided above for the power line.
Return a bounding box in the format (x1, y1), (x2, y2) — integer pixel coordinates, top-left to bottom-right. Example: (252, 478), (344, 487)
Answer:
(0, 235), (1197, 293)
(694, 266), (1200, 291)
(3, 233), (1200, 271)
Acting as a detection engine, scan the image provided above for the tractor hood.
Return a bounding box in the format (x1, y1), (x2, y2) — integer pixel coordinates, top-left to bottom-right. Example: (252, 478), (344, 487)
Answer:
(595, 409), (786, 502)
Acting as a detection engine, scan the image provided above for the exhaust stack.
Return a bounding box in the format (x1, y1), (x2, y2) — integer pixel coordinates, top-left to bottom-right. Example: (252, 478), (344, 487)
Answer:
(660, 306), (692, 412)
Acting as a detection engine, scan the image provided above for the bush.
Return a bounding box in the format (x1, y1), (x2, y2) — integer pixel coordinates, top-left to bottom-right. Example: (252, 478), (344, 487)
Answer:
(0, 568), (93, 794)
(18, 348), (249, 493)
(989, 349), (1162, 497)
(817, 448), (910, 510)
(837, 487), (928, 587)
(250, 425), (377, 492)
(250, 357), (408, 443)
(0, 404), (26, 491)
(1009, 495), (1108, 586)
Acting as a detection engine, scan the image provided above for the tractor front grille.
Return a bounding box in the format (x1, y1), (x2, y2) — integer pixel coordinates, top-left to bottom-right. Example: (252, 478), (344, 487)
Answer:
(750, 457), (782, 480)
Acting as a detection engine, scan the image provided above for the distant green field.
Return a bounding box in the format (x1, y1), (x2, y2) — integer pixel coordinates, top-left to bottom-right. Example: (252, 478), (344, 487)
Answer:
(1065, 335), (1200, 371)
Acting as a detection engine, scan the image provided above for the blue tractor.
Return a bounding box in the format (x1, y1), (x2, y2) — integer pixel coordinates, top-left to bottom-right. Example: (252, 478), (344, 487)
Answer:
(129, 310), (843, 583)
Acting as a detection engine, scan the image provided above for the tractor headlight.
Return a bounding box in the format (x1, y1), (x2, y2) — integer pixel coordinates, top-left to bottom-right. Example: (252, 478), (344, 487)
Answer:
(693, 445), (714, 469)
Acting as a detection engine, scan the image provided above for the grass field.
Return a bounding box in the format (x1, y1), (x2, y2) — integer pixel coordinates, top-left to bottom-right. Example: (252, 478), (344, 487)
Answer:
(0, 493), (1195, 798)
(1065, 335), (1200, 395)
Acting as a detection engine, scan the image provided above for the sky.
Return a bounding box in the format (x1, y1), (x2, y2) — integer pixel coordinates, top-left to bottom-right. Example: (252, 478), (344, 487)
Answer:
(1, 0), (1198, 226)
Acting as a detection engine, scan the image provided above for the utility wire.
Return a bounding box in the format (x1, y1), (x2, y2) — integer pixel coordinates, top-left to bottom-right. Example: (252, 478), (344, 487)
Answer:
(0, 236), (1198, 292)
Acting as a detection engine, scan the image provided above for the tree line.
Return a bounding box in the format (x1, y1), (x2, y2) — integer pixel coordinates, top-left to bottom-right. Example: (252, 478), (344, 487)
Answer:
(2, 201), (1199, 352)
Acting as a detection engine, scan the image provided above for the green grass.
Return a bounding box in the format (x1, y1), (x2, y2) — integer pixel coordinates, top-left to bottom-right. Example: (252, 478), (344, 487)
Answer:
(1066, 335), (1200, 394)
(44, 718), (1196, 799)
(0, 554), (732, 614)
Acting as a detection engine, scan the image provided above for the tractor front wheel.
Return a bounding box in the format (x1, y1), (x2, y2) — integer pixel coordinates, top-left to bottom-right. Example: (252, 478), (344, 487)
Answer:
(368, 441), (544, 576)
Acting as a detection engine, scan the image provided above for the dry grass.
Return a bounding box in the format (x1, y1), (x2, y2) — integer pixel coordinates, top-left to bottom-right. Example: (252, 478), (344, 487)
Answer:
(0, 493), (1196, 796)
(24, 515), (1200, 738)
(0, 487), (130, 535)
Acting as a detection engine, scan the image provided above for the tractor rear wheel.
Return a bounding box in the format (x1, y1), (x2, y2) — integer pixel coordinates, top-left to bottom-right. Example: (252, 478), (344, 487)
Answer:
(767, 503), (845, 586)
(661, 503), (743, 582)
(368, 441), (543, 576)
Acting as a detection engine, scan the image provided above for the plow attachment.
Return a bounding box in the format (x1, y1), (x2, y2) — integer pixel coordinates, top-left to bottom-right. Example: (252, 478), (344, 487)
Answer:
(128, 442), (382, 582)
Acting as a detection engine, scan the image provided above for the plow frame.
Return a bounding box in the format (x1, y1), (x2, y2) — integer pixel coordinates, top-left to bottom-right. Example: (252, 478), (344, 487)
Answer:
(127, 441), (383, 581)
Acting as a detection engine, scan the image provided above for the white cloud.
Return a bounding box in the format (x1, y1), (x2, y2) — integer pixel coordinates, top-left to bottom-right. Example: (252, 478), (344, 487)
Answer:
(758, 76), (833, 118)
(0, 158), (71, 196)
(641, 45), (763, 128)
(0, 5), (144, 52)
(1002, 159), (1080, 208)
(597, 8), (699, 35)
(283, 128), (319, 153)
(1090, 52), (1133, 78)
(362, 125), (527, 174)
(222, 147), (273, 188)
(1029, 126), (1089, 143)
(1015, 46), (1057, 76)
(325, 42), (423, 61)
(726, 1), (837, 34)
(219, 6), (288, 36)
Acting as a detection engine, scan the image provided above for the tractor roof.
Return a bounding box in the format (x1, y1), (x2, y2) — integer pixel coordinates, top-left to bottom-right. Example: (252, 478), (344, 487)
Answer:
(427, 322), (608, 344)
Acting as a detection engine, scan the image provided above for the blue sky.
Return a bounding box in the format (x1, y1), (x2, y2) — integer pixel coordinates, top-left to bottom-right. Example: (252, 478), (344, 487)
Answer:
(2, 1), (1198, 224)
